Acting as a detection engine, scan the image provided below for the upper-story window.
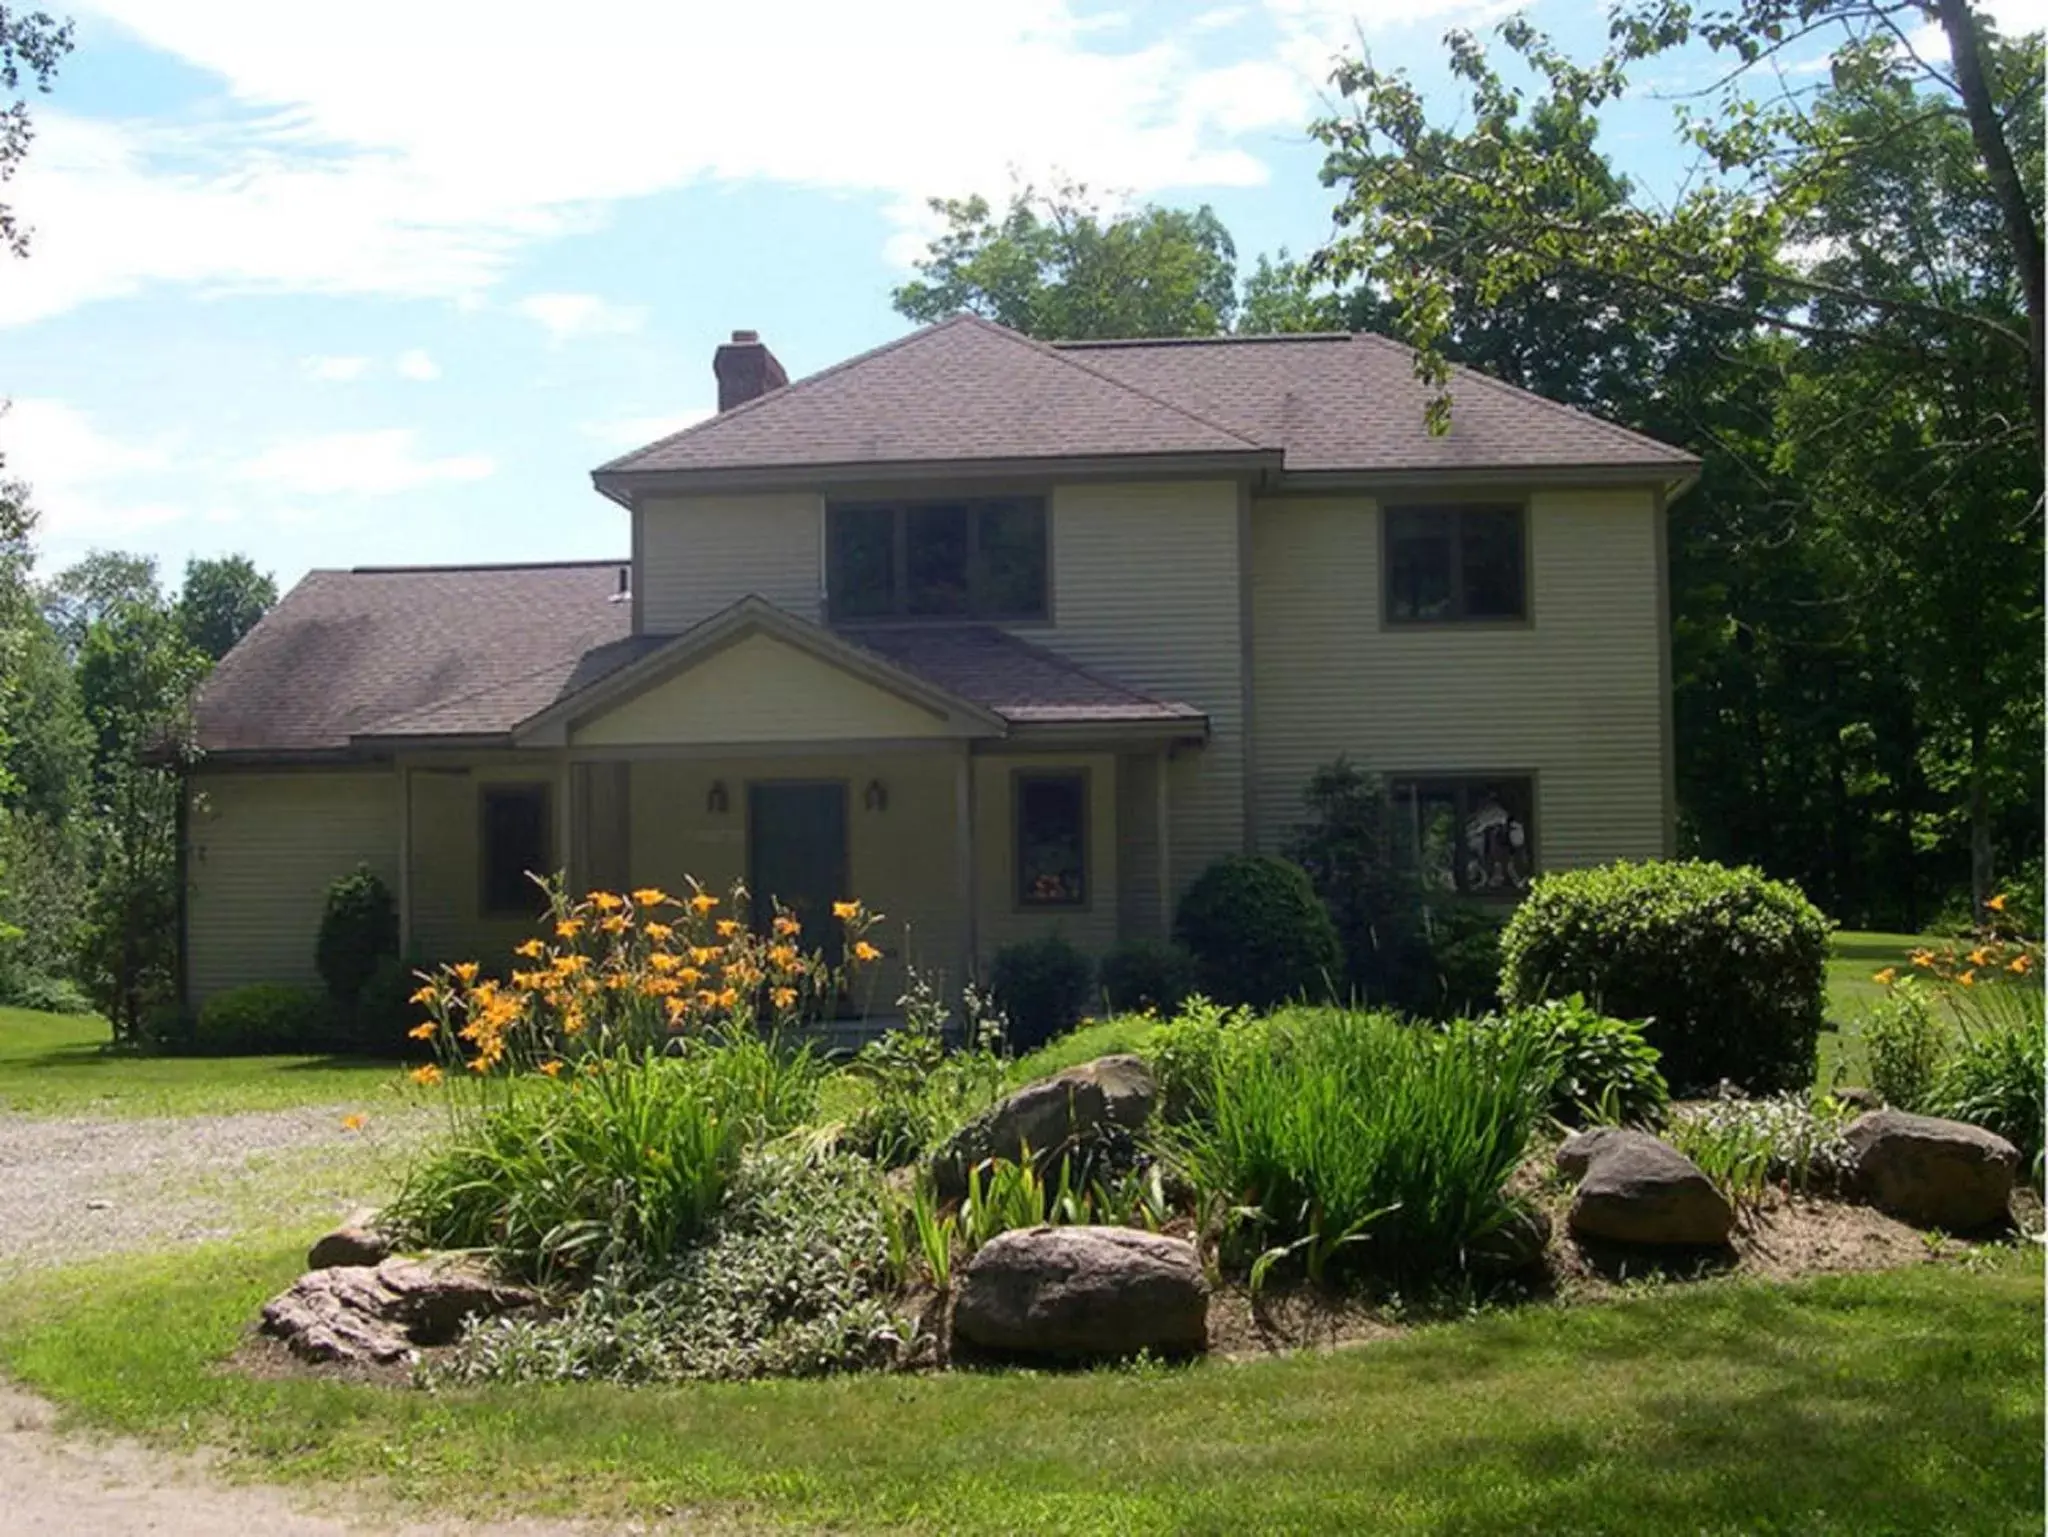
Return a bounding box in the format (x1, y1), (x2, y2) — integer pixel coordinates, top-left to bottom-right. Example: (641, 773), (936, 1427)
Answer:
(827, 497), (1048, 622)
(1384, 504), (1527, 623)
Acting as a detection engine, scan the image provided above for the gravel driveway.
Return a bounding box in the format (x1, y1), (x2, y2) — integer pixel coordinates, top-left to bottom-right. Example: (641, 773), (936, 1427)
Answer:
(0, 1104), (667, 1534)
(0, 1103), (430, 1274)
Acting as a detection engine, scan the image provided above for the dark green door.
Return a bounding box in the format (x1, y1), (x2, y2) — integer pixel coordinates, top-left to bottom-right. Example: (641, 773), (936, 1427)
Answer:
(746, 781), (849, 968)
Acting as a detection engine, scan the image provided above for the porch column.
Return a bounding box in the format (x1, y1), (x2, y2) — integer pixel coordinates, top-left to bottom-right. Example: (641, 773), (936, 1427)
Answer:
(955, 745), (977, 980)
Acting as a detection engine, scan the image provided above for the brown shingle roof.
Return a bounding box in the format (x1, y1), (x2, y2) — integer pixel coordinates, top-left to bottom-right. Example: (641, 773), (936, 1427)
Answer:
(193, 562), (636, 753)
(596, 314), (1267, 477)
(844, 625), (1203, 725)
(195, 570), (1199, 758)
(1060, 333), (1695, 474)
(597, 318), (1694, 484)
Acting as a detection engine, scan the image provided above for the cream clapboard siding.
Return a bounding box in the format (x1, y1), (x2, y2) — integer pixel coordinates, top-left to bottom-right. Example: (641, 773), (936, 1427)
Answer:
(1249, 488), (1668, 870)
(628, 753), (969, 1004)
(1023, 482), (1244, 905)
(572, 633), (958, 747)
(973, 752), (1119, 965)
(638, 492), (821, 633)
(185, 770), (398, 1001)
(406, 757), (570, 966)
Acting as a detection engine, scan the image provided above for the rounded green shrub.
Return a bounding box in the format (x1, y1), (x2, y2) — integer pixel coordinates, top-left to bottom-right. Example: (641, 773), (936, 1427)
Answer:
(1098, 938), (1198, 1015)
(195, 982), (336, 1056)
(1500, 860), (1830, 1095)
(1173, 855), (1342, 1009)
(987, 935), (1094, 1052)
(346, 953), (436, 1058)
(316, 864), (398, 1005)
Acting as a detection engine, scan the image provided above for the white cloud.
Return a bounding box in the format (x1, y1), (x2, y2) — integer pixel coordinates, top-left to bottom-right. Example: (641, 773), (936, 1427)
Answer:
(514, 292), (646, 342)
(234, 429), (495, 495)
(1192, 6), (1249, 30)
(581, 408), (717, 449)
(0, 398), (188, 543)
(303, 354), (370, 382)
(0, 0), (1381, 324)
(394, 347), (440, 380)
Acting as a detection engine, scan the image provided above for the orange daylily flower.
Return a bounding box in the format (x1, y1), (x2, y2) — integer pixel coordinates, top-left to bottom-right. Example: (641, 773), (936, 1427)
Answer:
(1872, 967), (1897, 986)
(589, 891), (624, 911)
(772, 913), (801, 937)
(644, 922), (673, 941)
(1958, 968), (1977, 987)
(770, 986), (798, 1010)
(556, 918), (584, 939)
(632, 887), (672, 908)
(852, 940), (882, 964)
(514, 938), (546, 959)
(2009, 953), (2033, 974)
(340, 1113), (366, 1132)
(1986, 893), (2009, 913)
(1969, 947), (1993, 968)
(716, 919), (741, 939)
(832, 900), (860, 921)
(1909, 949), (1936, 969)
(410, 1064), (443, 1087)
(408, 1020), (437, 1040)
(537, 1059), (565, 1078)
(409, 983), (438, 1006)
(452, 961), (480, 983)
(690, 892), (719, 914)
(600, 914), (630, 934)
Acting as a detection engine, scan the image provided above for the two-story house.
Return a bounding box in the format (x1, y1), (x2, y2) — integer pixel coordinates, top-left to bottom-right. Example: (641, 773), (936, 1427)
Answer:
(182, 314), (1698, 1006)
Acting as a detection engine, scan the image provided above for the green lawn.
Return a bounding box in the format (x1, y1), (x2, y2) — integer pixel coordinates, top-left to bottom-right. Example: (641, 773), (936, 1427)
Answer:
(0, 1007), (418, 1118)
(0, 1239), (2036, 1535)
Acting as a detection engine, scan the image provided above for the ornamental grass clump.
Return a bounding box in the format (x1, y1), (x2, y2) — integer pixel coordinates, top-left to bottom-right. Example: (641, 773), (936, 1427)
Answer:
(1165, 1007), (1554, 1284)
(388, 878), (880, 1283)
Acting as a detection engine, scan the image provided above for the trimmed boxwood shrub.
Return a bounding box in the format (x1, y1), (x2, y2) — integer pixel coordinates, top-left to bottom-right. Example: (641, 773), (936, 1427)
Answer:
(1098, 938), (1198, 1015)
(1173, 855), (1342, 1010)
(194, 982), (337, 1056)
(988, 935), (1094, 1052)
(1499, 860), (1831, 1095)
(346, 953), (437, 1058)
(316, 864), (398, 1006)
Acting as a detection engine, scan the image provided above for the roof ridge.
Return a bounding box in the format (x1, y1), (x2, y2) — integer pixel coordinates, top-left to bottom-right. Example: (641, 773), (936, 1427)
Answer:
(348, 558), (625, 575)
(594, 316), (991, 475)
(1055, 332), (1352, 349)
(953, 314), (1269, 450)
(1351, 334), (1697, 465)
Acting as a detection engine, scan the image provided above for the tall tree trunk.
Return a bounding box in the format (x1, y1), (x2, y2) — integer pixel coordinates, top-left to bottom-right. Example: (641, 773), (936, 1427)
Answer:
(1937, 0), (2046, 444)
(1967, 714), (1994, 917)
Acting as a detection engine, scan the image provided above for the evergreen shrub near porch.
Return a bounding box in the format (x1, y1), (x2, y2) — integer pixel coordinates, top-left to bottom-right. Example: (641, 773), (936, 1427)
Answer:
(1500, 860), (1831, 1096)
(1174, 855), (1342, 1009)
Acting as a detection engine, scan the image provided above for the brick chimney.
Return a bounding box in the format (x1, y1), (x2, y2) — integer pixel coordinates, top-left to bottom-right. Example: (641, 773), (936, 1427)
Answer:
(713, 329), (788, 412)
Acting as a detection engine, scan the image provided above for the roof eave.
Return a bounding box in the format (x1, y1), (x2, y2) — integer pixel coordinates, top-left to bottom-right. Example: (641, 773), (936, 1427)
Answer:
(1269, 460), (1701, 496)
(592, 448), (1284, 500)
(1002, 715), (1210, 747)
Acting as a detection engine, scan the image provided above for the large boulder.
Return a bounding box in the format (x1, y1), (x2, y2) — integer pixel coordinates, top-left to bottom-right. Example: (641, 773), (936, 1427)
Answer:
(260, 1255), (539, 1366)
(932, 1055), (1156, 1199)
(952, 1225), (1207, 1361)
(1556, 1126), (1634, 1181)
(1842, 1108), (2018, 1230)
(1566, 1129), (1734, 1247)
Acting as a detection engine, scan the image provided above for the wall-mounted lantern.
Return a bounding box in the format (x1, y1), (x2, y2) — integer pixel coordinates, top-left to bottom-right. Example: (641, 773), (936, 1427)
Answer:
(863, 778), (888, 813)
(706, 779), (730, 815)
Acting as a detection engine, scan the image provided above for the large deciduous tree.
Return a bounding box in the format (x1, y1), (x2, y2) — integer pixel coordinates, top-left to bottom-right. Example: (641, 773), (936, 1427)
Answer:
(1310, 1), (2042, 916)
(892, 181), (1241, 339)
(177, 553), (276, 661)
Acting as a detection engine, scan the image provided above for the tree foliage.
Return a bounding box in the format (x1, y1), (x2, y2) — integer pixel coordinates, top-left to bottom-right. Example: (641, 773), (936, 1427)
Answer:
(0, 4), (72, 258)
(1308, 1), (2042, 919)
(178, 553), (277, 661)
(892, 181), (1241, 339)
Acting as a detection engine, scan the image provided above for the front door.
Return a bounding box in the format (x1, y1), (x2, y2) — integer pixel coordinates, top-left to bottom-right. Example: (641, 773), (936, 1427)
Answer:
(746, 781), (849, 969)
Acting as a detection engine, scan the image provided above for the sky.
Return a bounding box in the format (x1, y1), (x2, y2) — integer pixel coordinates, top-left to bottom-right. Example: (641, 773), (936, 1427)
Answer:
(1, 0), (2041, 594)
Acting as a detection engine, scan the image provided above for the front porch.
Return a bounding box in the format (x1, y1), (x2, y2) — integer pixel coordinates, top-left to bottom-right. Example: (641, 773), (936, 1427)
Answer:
(389, 598), (1208, 1014)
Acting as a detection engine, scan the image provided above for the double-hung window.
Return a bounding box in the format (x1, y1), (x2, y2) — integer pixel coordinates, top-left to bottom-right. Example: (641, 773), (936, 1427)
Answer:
(1383, 504), (1527, 623)
(828, 497), (1048, 622)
